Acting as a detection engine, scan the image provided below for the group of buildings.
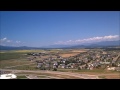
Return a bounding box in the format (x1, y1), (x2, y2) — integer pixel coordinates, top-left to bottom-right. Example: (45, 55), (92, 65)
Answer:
(27, 49), (120, 71)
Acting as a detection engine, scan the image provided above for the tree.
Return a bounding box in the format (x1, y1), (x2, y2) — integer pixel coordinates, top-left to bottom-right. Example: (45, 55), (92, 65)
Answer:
(65, 60), (70, 65)
(53, 68), (57, 71)
(78, 67), (81, 70)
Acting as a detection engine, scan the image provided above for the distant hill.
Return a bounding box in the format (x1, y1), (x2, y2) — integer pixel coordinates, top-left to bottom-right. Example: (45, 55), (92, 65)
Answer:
(0, 40), (119, 50)
(60, 40), (120, 49)
(0, 45), (39, 50)
(94, 40), (120, 46)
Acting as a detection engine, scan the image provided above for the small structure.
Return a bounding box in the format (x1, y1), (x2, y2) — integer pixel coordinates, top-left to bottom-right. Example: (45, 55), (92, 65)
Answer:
(0, 73), (17, 79)
(107, 67), (116, 71)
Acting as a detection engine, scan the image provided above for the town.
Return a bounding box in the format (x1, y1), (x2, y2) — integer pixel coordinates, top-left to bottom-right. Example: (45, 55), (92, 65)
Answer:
(26, 49), (120, 71)
(0, 48), (120, 79)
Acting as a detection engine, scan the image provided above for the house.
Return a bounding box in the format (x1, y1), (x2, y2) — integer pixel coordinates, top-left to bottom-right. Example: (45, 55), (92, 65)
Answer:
(53, 65), (57, 68)
(89, 66), (93, 70)
(71, 65), (74, 68)
(115, 67), (120, 71)
(100, 62), (110, 64)
(53, 61), (58, 66)
(66, 64), (71, 69)
(45, 64), (50, 68)
(107, 67), (116, 70)
(58, 64), (65, 68)
(37, 62), (43, 68)
(61, 64), (66, 68)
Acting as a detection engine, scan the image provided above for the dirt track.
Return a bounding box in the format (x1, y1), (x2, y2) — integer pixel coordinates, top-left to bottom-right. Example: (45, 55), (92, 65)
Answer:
(0, 69), (99, 79)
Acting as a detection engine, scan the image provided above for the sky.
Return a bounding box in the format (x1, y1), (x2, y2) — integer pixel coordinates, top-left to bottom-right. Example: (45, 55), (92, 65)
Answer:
(0, 11), (120, 47)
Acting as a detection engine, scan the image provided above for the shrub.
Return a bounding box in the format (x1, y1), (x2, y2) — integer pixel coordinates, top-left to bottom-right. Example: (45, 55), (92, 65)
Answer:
(53, 68), (57, 71)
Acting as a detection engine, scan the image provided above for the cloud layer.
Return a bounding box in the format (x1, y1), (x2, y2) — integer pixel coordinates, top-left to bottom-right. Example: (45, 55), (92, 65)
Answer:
(0, 37), (23, 46)
(54, 35), (120, 45)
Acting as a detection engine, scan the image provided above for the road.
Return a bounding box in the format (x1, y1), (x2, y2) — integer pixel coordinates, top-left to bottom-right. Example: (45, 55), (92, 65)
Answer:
(0, 69), (99, 79)
(113, 53), (120, 61)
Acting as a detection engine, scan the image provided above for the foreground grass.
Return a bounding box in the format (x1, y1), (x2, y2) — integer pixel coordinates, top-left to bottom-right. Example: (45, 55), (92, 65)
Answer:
(0, 52), (27, 60)
(0, 59), (32, 68)
(17, 75), (28, 79)
(98, 74), (120, 79)
(0, 49), (46, 60)
(98, 76), (106, 79)
(38, 75), (48, 78)
(9, 64), (38, 70)
(16, 72), (81, 79)
(57, 69), (120, 75)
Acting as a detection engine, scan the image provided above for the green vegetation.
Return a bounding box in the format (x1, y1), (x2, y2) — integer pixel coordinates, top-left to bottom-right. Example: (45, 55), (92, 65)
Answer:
(0, 50), (45, 60)
(10, 65), (37, 70)
(98, 75), (106, 79)
(0, 58), (31, 68)
(38, 75), (47, 78)
(17, 75), (28, 79)
(57, 69), (119, 74)
(0, 52), (26, 60)
(58, 69), (104, 72)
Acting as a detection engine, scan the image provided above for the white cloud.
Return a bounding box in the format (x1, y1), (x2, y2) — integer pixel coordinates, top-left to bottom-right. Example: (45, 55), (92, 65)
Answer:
(0, 37), (7, 42)
(0, 37), (23, 46)
(16, 41), (21, 43)
(2, 37), (7, 41)
(54, 35), (120, 45)
(6, 40), (12, 43)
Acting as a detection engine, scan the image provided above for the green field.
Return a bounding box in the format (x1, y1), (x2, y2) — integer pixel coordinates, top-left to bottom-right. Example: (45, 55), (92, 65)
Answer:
(0, 52), (27, 60)
(17, 75), (28, 79)
(8, 64), (38, 70)
(57, 68), (120, 74)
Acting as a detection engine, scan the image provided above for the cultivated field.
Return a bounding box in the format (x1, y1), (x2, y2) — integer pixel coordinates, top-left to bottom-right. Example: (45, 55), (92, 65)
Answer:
(71, 49), (89, 53)
(59, 53), (80, 58)
(59, 49), (88, 57)
(11, 50), (45, 53)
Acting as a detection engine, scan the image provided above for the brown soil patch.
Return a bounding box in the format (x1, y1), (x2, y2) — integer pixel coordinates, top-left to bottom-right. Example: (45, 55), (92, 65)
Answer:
(104, 75), (120, 79)
(71, 49), (88, 53)
(59, 53), (79, 58)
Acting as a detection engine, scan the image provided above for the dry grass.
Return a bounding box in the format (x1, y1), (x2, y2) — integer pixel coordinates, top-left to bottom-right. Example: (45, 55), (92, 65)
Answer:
(99, 74), (120, 79)
(59, 49), (88, 58)
(105, 75), (120, 79)
(71, 49), (88, 53)
(0, 52), (5, 53)
(59, 53), (80, 57)
(16, 72), (81, 79)
(0, 59), (31, 68)
(12, 50), (45, 53)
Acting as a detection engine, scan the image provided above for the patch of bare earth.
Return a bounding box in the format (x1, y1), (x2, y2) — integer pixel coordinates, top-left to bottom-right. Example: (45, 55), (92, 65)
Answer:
(71, 49), (88, 53)
(59, 53), (79, 58)
(104, 75), (120, 79)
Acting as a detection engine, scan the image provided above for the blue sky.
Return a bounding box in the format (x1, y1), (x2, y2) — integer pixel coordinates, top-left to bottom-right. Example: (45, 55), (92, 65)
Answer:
(0, 11), (119, 47)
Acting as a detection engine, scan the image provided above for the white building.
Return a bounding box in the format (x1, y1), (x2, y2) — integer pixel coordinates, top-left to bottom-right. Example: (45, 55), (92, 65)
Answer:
(0, 73), (17, 79)
(107, 67), (116, 71)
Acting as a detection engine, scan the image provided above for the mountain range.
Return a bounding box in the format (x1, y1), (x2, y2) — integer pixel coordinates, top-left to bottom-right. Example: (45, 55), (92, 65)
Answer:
(0, 40), (119, 50)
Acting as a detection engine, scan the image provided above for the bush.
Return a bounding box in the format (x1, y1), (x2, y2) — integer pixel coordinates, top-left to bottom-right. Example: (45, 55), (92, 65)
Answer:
(78, 67), (81, 70)
(53, 68), (57, 71)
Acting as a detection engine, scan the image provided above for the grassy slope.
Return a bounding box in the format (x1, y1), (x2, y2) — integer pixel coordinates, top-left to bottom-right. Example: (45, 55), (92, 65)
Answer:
(0, 50), (36, 68)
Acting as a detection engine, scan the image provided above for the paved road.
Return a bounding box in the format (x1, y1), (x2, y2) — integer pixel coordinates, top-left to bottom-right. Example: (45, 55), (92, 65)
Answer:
(0, 69), (99, 79)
